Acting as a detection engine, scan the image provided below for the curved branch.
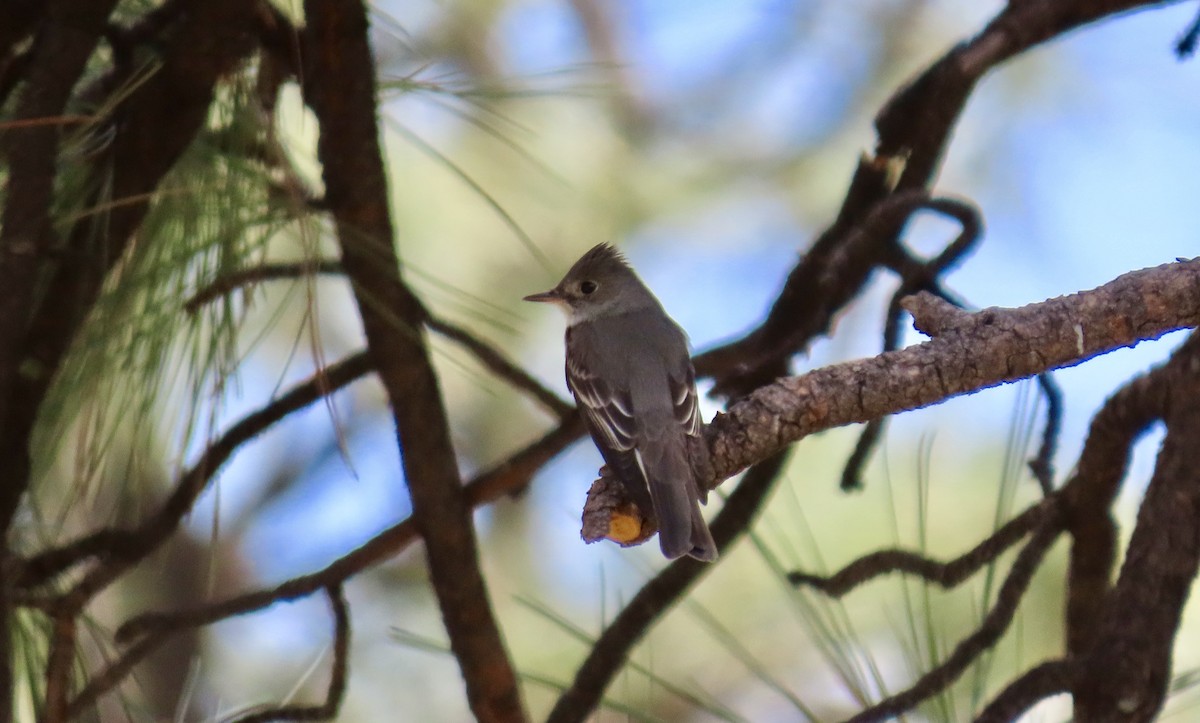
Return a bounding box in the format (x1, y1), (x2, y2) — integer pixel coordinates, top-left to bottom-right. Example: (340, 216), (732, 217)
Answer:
(845, 517), (1064, 723)
(230, 584), (350, 723)
(426, 315), (574, 419)
(974, 660), (1073, 723)
(842, 194), (981, 490)
(1073, 330), (1200, 721)
(182, 260), (343, 312)
(788, 499), (1053, 596)
(1028, 373), (1064, 496)
(1060, 360), (1171, 655)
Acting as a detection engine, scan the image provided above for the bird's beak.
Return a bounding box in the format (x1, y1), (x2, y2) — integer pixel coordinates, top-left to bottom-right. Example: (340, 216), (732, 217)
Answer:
(523, 288), (561, 303)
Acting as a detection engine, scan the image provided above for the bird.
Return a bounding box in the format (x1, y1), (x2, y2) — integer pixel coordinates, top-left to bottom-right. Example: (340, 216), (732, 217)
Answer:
(524, 243), (717, 561)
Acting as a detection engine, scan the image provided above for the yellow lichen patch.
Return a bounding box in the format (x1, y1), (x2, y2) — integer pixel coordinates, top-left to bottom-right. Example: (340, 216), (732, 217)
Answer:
(606, 510), (644, 544)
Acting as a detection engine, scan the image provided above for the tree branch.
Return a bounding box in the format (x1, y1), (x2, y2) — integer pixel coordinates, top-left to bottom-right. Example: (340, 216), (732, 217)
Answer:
(1073, 330), (1200, 721)
(303, 3), (525, 718)
(1028, 373), (1064, 495)
(788, 498), (1053, 596)
(546, 451), (791, 723)
(845, 517), (1063, 723)
(17, 351), (373, 590)
(114, 414), (584, 642)
(974, 660), (1073, 723)
(50, 414), (583, 714)
(1060, 361), (1169, 656)
(707, 258), (1200, 486)
(585, 258), (1200, 542)
(841, 194), (981, 490)
(229, 585), (350, 723)
(694, 0), (1181, 397)
(185, 261), (575, 419)
(182, 261), (343, 313)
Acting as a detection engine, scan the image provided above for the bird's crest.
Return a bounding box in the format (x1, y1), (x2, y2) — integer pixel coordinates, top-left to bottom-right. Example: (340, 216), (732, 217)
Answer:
(574, 243), (631, 272)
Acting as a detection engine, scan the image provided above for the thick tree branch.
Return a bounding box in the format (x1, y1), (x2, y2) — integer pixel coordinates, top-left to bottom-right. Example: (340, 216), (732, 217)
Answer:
(1073, 331), (1200, 722)
(974, 660), (1073, 723)
(586, 258), (1200, 543)
(706, 258), (1200, 486)
(1059, 364), (1169, 656)
(302, 2), (525, 719)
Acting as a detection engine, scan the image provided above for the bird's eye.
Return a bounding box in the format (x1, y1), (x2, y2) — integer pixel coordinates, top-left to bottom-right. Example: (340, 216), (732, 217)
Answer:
(580, 280), (598, 295)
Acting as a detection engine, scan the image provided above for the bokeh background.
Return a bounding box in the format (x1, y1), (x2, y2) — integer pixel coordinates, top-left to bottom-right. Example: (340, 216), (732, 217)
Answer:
(69, 1), (1200, 720)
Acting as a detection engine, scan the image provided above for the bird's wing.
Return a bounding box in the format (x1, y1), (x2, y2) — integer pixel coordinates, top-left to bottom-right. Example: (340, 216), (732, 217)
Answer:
(668, 363), (702, 437)
(566, 353), (637, 453)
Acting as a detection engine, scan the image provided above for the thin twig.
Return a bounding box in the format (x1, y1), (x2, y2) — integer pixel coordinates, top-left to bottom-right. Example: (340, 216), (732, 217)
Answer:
(182, 261), (343, 313)
(66, 634), (162, 718)
(1029, 373), (1064, 496)
(427, 315), (574, 419)
(18, 351), (373, 589)
(186, 261), (574, 419)
(845, 517), (1064, 723)
(788, 499), (1053, 596)
(230, 585), (350, 723)
(1176, 7), (1200, 57)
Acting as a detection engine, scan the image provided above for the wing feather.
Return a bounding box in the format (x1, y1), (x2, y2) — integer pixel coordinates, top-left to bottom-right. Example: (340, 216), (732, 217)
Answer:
(668, 364), (702, 436)
(566, 353), (637, 452)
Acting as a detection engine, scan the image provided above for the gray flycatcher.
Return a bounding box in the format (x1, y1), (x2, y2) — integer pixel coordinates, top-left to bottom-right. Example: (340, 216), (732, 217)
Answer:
(524, 243), (717, 561)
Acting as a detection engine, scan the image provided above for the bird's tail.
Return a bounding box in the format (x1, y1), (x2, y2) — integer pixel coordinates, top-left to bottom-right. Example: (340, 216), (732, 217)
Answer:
(637, 437), (718, 562)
